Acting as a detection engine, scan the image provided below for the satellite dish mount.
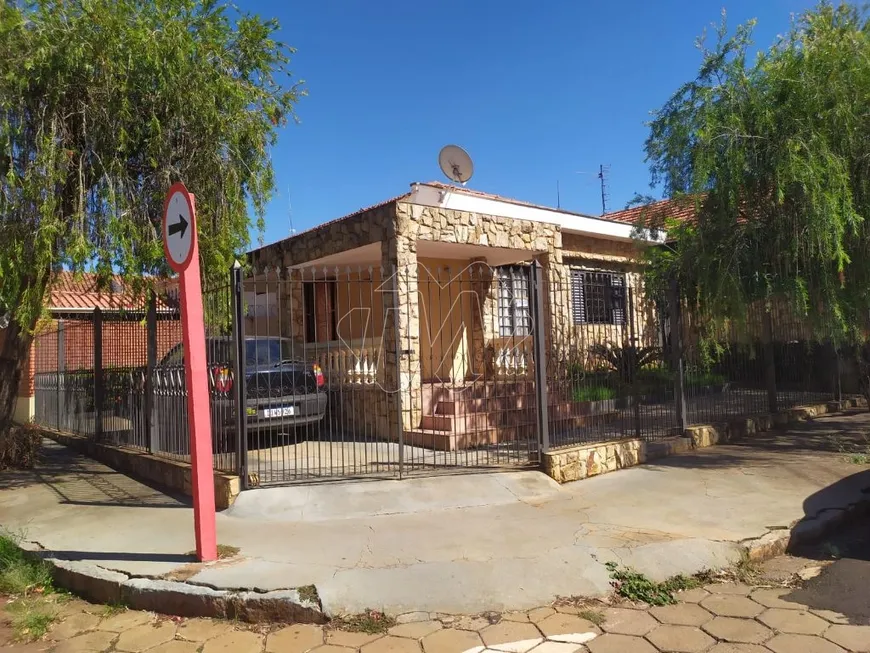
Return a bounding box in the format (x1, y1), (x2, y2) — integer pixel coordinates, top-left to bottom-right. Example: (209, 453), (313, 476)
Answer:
(438, 145), (474, 186)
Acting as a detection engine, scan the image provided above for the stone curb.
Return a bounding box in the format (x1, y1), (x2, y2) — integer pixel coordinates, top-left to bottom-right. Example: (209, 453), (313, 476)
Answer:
(17, 541), (326, 624)
(543, 397), (867, 484)
(743, 495), (870, 562)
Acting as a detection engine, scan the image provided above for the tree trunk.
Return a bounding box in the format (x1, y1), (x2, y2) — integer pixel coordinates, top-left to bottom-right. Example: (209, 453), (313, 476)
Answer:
(0, 319), (35, 440)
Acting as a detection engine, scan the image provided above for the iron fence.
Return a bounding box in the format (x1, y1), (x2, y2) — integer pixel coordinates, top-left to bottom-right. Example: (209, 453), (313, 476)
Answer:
(31, 284), (238, 473)
(29, 261), (850, 487)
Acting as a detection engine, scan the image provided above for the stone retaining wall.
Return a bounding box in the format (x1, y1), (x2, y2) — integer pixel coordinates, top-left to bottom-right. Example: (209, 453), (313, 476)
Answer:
(542, 437), (645, 483)
(43, 430), (241, 509)
(542, 398), (866, 484)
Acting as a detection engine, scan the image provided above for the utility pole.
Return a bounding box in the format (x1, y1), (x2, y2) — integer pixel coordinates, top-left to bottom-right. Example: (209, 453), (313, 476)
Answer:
(598, 164), (610, 215)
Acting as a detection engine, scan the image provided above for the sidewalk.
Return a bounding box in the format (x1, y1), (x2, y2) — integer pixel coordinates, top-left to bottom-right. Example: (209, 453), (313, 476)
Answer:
(4, 519), (870, 652)
(2, 412), (869, 617)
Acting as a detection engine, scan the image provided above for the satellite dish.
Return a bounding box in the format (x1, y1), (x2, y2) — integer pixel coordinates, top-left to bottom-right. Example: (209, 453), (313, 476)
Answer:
(438, 145), (474, 185)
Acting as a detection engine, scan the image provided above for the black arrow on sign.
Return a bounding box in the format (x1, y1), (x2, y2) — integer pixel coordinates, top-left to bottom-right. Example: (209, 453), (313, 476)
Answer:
(168, 214), (188, 239)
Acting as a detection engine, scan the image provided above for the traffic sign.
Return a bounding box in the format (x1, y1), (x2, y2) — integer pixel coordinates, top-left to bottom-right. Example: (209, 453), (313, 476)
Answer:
(161, 182), (217, 562)
(162, 183), (195, 272)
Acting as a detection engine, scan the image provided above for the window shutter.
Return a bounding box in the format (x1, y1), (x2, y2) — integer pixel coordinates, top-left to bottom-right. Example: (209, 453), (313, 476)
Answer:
(571, 270), (586, 324)
(610, 275), (626, 325)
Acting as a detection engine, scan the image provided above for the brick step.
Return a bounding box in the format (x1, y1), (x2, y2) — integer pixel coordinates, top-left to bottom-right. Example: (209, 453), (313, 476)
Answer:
(422, 381), (536, 405)
(434, 395), (537, 415)
(403, 425), (539, 452)
(419, 412), (497, 433)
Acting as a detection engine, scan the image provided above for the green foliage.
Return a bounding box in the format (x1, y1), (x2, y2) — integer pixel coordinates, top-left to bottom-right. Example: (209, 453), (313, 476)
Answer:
(0, 0), (303, 335)
(572, 385), (618, 402)
(641, 3), (870, 343)
(6, 599), (56, 641)
(606, 562), (703, 606)
(297, 584), (320, 605)
(0, 535), (53, 596)
(576, 609), (606, 626)
(334, 609), (396, 634)
(685, 369), (726, 387)
(589, 342), (663, 384)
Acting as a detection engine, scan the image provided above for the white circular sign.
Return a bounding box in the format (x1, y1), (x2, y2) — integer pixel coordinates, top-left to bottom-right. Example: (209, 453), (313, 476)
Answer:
(163, 185), (195, 272)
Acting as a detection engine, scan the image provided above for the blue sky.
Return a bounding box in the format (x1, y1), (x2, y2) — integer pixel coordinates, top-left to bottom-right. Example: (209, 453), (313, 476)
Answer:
(243, 0), (816, 248)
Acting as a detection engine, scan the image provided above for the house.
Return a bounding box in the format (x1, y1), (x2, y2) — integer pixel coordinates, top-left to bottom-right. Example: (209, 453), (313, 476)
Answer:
(7, 272), (178, 425)
(247, 182), (673, 451)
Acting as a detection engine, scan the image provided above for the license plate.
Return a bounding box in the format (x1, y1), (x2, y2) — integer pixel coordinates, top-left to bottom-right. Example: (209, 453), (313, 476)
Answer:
(261, 406), (295, 418)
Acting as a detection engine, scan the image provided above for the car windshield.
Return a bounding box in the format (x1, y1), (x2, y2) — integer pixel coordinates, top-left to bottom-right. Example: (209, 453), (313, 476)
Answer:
(245, 338), (295, 367)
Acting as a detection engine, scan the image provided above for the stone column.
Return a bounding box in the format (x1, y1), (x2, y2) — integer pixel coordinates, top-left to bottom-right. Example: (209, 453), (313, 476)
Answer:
(383, 203), (422, 435)
(469, 258), (498, 379)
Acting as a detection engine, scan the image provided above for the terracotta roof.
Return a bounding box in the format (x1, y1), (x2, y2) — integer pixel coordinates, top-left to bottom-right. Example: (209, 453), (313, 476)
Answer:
(49, 271), (172, 312)
(604, 197), (698, 226)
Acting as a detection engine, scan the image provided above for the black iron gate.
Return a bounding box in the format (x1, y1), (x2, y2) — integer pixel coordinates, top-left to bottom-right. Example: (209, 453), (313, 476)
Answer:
(31, 262), (844, 489)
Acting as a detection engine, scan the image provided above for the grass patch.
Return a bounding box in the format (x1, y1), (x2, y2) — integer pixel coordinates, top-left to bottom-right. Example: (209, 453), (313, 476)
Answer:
(685, 370), (726, 387)
(0, 534), (53, 596)
(572, 385), (617, 402)
(101, 602), (128, 617)
(836, 431), (870, 465)
(0, 533), (61, 641)
(577, 608), (606, 626)
(334, 608), (395, 634)
(6, 599), (56, 641)
(216, 544), (240, 559)
(606, 563), (703, 606)
(185, 544), (241, 560)
(297, 585), (319, 604)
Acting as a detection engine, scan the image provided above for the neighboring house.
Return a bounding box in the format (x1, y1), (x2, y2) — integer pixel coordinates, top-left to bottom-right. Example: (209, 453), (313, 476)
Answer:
(6, 271), (178, 424)
(248, 182), (676, 449)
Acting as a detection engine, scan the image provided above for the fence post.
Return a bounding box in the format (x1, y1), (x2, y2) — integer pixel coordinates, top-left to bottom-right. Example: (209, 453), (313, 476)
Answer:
(530, 260), (550, 454)
(628, 285), (641, 439)
(833, 344), (843, 402)
(762, 311), (778, 413)
(93, 308), (104, 440)
(230, 262), (248, 488)
(145, 292), (158, 453)
(393, 264), (405, 478)
(57, 320), (65, 430)
(668, 278), (688, 433)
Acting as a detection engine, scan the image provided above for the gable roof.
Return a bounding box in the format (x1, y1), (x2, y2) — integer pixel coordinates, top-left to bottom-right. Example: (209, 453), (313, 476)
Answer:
(604, 197), (698, 226)
(49, 271), (172, 312)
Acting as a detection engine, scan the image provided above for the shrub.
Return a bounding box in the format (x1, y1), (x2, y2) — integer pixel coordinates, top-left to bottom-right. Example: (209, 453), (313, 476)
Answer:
(572, 385), (618, 402)
(0, 424), (42, 471)
(685, 369), (726, 387)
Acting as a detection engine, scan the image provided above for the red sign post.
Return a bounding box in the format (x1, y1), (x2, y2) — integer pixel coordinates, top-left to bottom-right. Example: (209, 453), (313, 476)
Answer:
(162, 182), (218, 562)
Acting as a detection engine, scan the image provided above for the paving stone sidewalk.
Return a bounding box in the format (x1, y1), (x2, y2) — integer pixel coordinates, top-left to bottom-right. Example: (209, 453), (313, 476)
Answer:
(3, 552), (869, 653)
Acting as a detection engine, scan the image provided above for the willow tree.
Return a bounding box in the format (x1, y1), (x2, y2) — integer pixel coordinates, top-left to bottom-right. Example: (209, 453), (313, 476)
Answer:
(0, 0), (302, 435)
(641, 3), (870, 342)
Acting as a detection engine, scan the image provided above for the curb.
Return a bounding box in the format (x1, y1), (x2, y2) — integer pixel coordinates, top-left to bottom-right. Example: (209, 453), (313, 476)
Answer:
(743, 495), (870, 562)
(19, 542), (326, 624)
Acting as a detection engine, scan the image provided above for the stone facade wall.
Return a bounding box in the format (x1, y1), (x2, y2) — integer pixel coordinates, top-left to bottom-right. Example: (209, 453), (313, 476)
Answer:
(561, 233), (641, 264)
(243, 198), (663, 438)
(543, 437), (646, 483)
(249, 203), (395, 270)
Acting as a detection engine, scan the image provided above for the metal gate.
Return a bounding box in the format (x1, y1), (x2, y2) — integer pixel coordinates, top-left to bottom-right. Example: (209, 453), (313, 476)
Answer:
(236, 261), (545, 486)
(31, 263), (845, 490)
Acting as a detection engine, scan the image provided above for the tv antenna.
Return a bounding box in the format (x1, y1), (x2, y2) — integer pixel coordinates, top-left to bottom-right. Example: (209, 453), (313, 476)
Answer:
(287, 187), (296, 236)
(438, 145), (474, 185)
(598, 164), (611, 215)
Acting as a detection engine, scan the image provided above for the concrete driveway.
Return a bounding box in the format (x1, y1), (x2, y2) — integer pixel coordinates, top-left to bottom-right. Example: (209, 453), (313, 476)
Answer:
(2, 412), (869, 616)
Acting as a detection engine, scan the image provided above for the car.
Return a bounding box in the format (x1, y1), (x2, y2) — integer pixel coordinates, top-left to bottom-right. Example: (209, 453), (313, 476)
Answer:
(153, 336), (328, 455)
